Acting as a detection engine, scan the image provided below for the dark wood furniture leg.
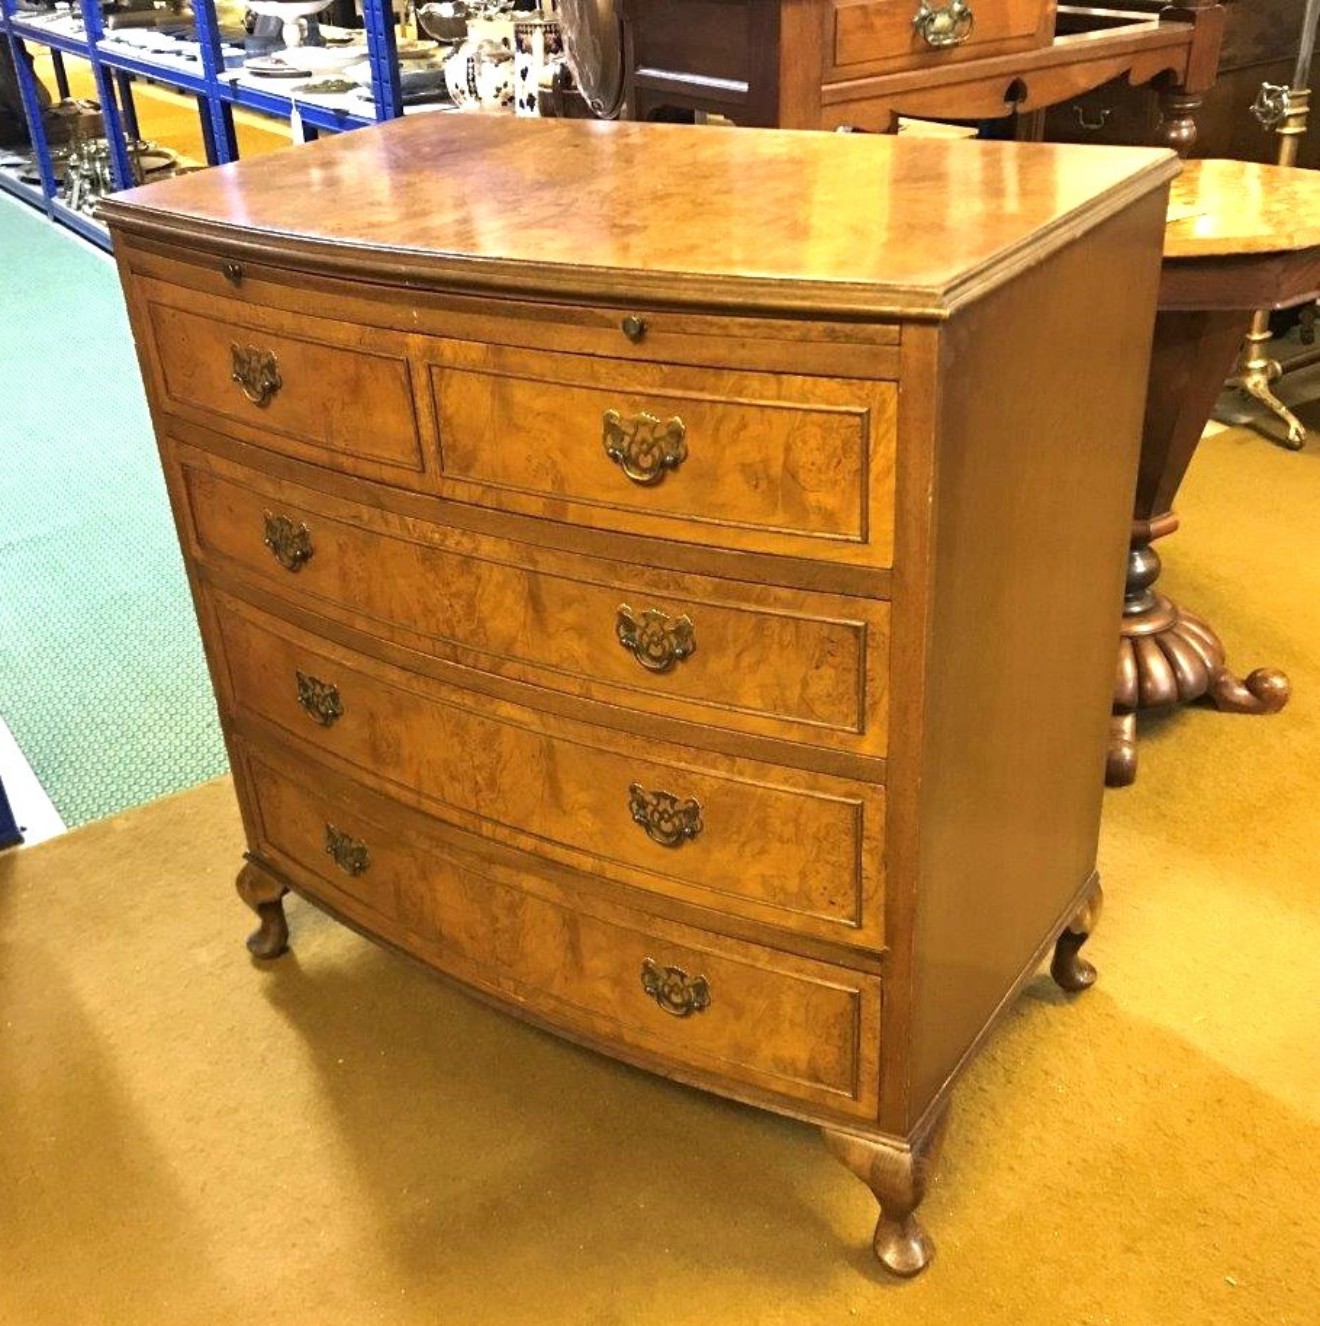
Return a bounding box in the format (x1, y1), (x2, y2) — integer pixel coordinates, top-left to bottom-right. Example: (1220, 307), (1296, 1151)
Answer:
(1051, 877), (1104, 993)
(236, 857), (290, 959)
(822, 1103), (951, 1278)
(1108, 307), (1291, 786)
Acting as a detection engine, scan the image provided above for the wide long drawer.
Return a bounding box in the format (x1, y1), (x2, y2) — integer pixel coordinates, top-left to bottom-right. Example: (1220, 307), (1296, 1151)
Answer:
(241, 740), (883, 1120)
(179, 450), (891, 759)
(211, 592), (886, 950)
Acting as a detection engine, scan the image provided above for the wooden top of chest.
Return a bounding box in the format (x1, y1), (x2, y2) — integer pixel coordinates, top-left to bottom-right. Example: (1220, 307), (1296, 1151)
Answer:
(102, 116), (1175, 319)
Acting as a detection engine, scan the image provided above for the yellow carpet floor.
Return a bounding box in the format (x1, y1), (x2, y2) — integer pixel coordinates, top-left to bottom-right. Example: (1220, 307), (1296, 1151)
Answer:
(1, 423), (1317, 1326)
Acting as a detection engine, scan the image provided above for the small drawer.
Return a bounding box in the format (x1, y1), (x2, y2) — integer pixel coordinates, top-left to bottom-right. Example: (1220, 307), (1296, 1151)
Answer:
(827, 0), (1054, 77)
(137, 278), (426, 485)
(214, 594), (886, 949)
(242, 743), (883, 1119)
(425, 339), (897, 566)
(179, 453), (891, 758)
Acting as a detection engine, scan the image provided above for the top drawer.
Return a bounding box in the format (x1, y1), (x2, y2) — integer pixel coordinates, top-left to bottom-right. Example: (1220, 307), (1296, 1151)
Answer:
(134, 278), (428, 487)
(426, 340), (897, 564)
(826, 0), (1055, 78)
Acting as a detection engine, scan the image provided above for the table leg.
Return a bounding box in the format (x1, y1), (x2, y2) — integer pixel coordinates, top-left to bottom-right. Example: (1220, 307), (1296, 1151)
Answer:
(1107, 514), (1290, 786)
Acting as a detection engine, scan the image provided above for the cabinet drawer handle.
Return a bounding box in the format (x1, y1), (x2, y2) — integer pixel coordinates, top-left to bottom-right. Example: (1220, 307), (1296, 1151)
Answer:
(296, 671), (343, 727)
(629, 783), (702, 847)
(231, 343), (282, 407)
(913, 0), (973, 47)
(223, 260), (243, 286)
(641, 957), (711, 1017)
(324, 824), (369, 876)
(1073, 105), (1112, 132)
(603, 410), (687, 486)
(616, 604), (696, 673)
(620, 314), (648, 343)
(263, 511), (314, 572)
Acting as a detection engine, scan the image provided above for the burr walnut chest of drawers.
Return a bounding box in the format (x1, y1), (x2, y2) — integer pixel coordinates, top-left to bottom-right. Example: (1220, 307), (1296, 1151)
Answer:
(103, 117), (1175, 1278)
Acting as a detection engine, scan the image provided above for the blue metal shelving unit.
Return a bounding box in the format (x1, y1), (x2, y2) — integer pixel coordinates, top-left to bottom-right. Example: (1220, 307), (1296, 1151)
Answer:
(0, 0), (404, 248)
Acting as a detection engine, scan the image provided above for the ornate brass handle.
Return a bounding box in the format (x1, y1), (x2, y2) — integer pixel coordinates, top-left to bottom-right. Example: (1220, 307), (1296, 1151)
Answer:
(603, 410), (687, 486)
(263, 512), (313, 572)
(231, 343), (282, 407)
(629, 783), (702, 848)
(641, 958), (711, 1017)
(324, 824), (369, 876)
(296, 671), (343, 727)
(616, 605), (696, 674)
(913, 0), (973, 47)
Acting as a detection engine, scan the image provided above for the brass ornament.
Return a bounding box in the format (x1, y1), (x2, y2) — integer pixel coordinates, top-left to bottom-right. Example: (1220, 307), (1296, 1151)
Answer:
(616, 604), (695, 673)
(296, 671), (343, 726)
(628, 783), (702, 847)
(324, 824), (369, 877)
(263, 511), (314, 572)
(912, 0), (974, 47)
(602, 409), (687, 486)
(230, 343), (282, 406)
(640, 957), (711, 1017)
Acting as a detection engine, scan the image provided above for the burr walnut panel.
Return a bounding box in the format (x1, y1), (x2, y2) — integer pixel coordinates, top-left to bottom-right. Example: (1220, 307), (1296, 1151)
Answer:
(243, 745), (882, 1119)
(141, 281), (424, 483)
(426, 340), (897, 565)
(214, 593), (886, 948)
(177, 452), (891, 759)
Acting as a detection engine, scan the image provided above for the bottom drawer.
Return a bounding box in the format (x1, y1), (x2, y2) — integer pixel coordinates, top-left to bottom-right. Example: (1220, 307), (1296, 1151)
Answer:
(241, 742), (883, 1121)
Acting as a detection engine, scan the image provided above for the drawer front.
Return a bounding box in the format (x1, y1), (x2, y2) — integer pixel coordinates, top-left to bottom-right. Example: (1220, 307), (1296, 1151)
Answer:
(180, 453), (890, 758)
(827, 0), (1054, 76)
(214, 594), (885, 948)
(243, 743), (882, 1119)
(426, 340), (897, 565)
(138, 279), (426, 483)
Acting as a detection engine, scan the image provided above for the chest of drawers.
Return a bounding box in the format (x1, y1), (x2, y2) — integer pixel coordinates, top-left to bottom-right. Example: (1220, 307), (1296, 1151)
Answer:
(103, 117), (1174, 1278)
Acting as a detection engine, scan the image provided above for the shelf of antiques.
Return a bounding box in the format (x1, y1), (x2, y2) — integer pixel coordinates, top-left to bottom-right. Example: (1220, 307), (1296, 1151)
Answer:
(0, 0), (569, 248)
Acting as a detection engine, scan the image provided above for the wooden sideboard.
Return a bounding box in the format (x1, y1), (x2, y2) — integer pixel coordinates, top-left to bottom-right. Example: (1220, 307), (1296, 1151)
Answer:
(619, 0), (1224, 149)
(102, 118), (1175, 1278)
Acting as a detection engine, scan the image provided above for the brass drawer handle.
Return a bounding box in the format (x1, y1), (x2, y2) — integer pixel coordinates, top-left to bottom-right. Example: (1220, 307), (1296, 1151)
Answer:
(913, 0), (973, 47)
(620, 314), (648, 344)
(296, 671), (343, 727)
(324, 824), (369, 876)
(263, 511), (314, 572)
(231, 343), (282, 407)
(617, 605), (695, 673)
(629, 783), (702, 847)
(603, 409), (687, 486)
(641, 957), (711, 1017)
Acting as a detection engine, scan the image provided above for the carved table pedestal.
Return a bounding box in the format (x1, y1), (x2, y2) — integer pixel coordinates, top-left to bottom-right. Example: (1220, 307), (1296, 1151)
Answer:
(1108, 159), (1320, 785)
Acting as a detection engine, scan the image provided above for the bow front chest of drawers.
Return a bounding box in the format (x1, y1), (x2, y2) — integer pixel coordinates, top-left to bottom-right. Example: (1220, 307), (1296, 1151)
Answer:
(103, 117), (1174, 1277)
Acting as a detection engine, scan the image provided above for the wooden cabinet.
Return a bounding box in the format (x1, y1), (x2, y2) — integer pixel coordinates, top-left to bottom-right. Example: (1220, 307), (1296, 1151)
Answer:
(618, 0), (1224, 145)
(104, 116), (1175, 1278)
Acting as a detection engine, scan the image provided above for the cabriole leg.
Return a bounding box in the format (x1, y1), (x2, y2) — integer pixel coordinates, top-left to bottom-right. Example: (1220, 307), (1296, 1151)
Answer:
(822, 1103), (950, 1278)
(1051, 878), (1104, 993)
(236, 858), (289, 959)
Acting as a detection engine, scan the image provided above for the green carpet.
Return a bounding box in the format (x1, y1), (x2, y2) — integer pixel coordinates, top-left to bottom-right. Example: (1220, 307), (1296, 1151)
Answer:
(0, 196), (227, 826)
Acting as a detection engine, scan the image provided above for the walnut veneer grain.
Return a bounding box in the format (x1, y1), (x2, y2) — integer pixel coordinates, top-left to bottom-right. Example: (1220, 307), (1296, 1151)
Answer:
(105, 117), (1174, 1278)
